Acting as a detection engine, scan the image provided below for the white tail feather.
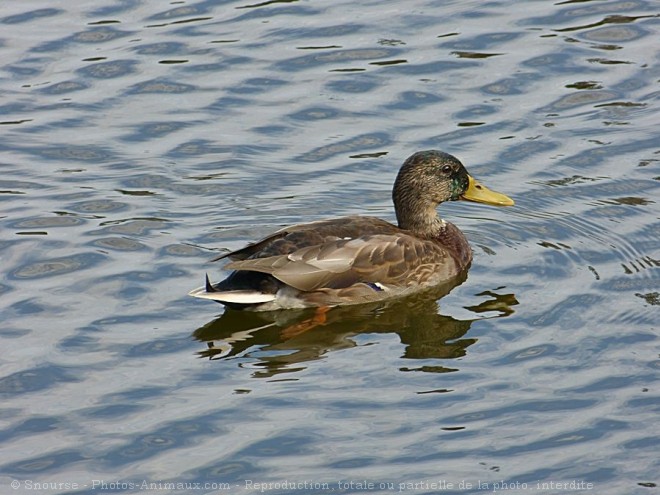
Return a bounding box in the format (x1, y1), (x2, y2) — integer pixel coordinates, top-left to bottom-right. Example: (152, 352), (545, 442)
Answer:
(188, 286), (276, 304)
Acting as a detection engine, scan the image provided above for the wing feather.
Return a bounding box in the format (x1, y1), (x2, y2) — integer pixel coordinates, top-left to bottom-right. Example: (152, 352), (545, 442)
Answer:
(225, 234), (455, 292)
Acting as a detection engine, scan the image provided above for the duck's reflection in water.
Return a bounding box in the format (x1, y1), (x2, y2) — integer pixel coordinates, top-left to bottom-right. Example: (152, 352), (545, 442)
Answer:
(192, 276), (517, 378)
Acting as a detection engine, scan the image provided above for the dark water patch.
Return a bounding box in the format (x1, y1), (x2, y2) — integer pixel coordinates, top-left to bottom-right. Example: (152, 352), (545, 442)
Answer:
(192, 460), (263, 484)
(0, 180), (49, 194)
(90, 237), (147, 252)
(95, 217), (171, 235)
(146, 4), (212, 22)
(4, 299), (55, 317)
(603, 277), (660, 292)
(77, 59), (138, 79)
(581, 25), (648, 42)
(505, 344), (559, 361)
(89, 313), (176, 332)
(25, 144), (116, 162)
(229, 4), (317, 23)
(11, 215), (84, 229)
(70, 199), (129, 214)
(453, 104), (498, 120)
(10, 252), (105, 280)
(58, 334), (101, 352)
(19, 118), (93, 136)
(127, 79), (197, 94)
(0, 327), (29, 338)
(521, 1), (650, 28)
(0, 8), (63, 25)
(167, 139), (236, 157)
(40, 80), (89, 94)
(493, 419), (630, 457)
(297, 133), (391, 162)
(530, 294), (604, 328)
(30, 27), (134, 53)
(522, 51), (590, 72)
(71, 27), (134, 44)
(384, 91), (445, 110)
(530, 179), (655, 204)
(0, 416), (63, 443)
(101, 386), (170, 402)
(625, 395), (660, 411)
(269, 23), (364, 40)
(87, 1), (142, 16)
(117, 173), (177, 190)
(327, 457), (378, 469)
(101, 415), (223, 468)
(481, 73), (542, 96)
(381, 59), (469, 75)
(276, 47), (397, 71)
(443, 398), (596, 425)
(78, 404), (146, 419)
(235, 431), (316, 457)
(0, 101), (33, 116)
(187, 58), (253, 73)
(117, 286), (147, 301)
(569, 374), (654, 394)
(121, 121), (192, 141)
(124, 337), (197, 358)
(607, 307), (658, 327)
(132, 41), (190, 55)
(228, 77), (288, 95)
(160, 243), (207, 257)
(622, 435), (660, 450)
(0, 365), (83, 396)
(439, 31), (523, 50)
(451, 51), (503, 59)
(556, 13), (657, 35)
(206, 95), (253, 113)
(251, 124), (292, 136)
(5, 57), (51, 78)
(326, 76), (379, 94)
(287, 106), (343, 121)
(1, 450), (85, 475)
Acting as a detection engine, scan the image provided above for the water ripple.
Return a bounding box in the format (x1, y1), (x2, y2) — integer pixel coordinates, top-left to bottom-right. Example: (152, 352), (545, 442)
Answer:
(0, 0), (658, 490)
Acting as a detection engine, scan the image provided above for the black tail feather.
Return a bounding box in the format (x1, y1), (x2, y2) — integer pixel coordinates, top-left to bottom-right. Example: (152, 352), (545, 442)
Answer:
(205, 273), (216, 292)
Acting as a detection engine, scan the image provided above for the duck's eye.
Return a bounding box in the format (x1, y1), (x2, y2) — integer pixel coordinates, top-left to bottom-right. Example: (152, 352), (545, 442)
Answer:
(441, 165), (452, 174)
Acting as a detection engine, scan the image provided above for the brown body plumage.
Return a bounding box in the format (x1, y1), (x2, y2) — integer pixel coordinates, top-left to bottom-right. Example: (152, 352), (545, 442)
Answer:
(189, 150), (513, 311)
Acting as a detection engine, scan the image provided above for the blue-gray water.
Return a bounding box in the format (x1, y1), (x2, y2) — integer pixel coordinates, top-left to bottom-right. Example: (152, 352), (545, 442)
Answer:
(1, 1), (658, 494)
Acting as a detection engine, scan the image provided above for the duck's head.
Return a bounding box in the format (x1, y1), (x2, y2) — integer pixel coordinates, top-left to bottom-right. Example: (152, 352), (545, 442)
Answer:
(393, 150), (514, 233)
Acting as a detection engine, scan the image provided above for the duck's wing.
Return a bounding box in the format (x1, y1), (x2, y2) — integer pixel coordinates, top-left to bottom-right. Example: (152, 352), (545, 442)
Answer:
(209, 216), (400, 262)
(225, 234), (457, 292)
(209, 228), (290, 262)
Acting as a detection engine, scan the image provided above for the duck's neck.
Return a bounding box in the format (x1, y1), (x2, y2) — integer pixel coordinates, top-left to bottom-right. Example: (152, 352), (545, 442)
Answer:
(394, 200), (446, 239)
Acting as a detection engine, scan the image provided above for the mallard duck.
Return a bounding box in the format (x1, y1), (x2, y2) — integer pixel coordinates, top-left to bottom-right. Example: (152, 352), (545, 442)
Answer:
(189, 150), (513, 311)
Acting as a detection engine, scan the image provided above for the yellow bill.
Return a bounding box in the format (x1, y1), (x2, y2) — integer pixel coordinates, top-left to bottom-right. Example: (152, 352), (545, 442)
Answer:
(461, 175), (514, 206)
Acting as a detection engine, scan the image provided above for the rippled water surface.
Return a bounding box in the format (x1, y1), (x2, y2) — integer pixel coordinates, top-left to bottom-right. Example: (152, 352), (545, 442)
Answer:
(1, 1), (659, 494)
